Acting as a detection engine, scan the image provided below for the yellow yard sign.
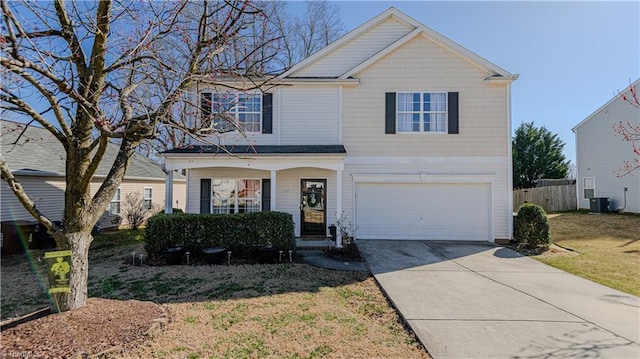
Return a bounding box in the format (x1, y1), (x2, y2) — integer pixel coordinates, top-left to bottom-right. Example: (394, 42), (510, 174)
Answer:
(45, 250), (72, 294)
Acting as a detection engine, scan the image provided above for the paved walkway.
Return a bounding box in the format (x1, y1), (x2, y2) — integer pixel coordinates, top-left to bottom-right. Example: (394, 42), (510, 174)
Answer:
(357, 240), (640, 359)
(297, 250), (368, 272)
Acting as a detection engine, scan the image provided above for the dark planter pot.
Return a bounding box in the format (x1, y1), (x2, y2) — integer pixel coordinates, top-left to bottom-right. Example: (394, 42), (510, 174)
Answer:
(163, 246), (185, 265)
(202, 247), (227, 265)
(256, 245), (278, 264)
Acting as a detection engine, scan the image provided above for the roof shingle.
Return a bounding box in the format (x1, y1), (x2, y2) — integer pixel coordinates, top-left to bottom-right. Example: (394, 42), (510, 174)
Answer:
(1, 120), (178, 180)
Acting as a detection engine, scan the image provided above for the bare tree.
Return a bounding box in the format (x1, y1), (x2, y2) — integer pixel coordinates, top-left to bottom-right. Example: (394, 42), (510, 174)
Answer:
(136, 1), (345, 156)
(0, 0), (277, 311)
(613, 81), (640, 176)
(121, 192), (160, 230)
(270, 0), (345, 71)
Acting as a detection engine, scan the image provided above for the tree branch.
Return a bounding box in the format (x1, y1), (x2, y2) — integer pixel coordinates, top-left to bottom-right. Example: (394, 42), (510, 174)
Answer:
(53, 0), (88, 79)
(0, 91), (68, 145)
(81, 135), (109, 190)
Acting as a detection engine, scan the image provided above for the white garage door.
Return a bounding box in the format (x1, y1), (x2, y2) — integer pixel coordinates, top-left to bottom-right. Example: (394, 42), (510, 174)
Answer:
(355, 183), (491, 240)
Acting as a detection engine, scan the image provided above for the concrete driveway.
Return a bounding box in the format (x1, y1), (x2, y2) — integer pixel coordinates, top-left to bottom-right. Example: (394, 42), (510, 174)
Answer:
(357, 240), (640, 359)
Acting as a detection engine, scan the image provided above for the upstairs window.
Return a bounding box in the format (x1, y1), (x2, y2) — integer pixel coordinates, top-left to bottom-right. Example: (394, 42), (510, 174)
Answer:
(200, 92), (262, 133)
(397, 92), (447, 133)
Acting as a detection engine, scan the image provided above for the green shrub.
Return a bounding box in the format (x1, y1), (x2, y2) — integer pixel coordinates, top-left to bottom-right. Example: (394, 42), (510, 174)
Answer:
(159, 208), (184, 214)
(144, 211), (295, 257)
(514, 203), (550, 250)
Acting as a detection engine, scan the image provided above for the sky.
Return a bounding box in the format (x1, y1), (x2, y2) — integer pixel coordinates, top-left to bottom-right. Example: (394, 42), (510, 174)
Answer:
(329, 1), (640, 164)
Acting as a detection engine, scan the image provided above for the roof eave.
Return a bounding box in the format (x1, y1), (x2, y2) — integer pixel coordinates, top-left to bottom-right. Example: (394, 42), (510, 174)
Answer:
(161, 152), (346, 158)
(572, 78), (640, 132)
(484, 74), (519, 84)
(278, 7), (403, 79)
(273, 78), (360, 86)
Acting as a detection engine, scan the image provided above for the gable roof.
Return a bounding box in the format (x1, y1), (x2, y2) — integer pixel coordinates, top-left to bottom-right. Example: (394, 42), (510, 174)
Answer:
(1, 120), (182, 180)
(279, 7), (516, 81)
(572, 78), (640, 132)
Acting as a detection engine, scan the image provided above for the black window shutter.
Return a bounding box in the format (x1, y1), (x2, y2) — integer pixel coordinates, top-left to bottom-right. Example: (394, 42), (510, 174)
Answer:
(261, 179), (271, 211)
(200, 179), (211, 214)
(262, 93), (273, 134)
(448, 92), (459, 134)
(385, 92), (396, 134)
(201, 93), (212, 123)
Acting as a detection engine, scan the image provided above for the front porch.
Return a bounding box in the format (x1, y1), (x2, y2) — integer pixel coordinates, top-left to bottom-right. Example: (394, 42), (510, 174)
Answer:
(161, 145), (347, 247)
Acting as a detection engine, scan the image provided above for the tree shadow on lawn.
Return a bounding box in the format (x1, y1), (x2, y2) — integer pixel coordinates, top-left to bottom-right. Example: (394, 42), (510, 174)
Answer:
(1, 241), (371, 318)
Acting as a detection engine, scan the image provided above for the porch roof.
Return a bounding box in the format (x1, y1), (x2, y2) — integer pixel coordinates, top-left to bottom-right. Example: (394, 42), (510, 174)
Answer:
(161, 145), (346, 172)
(162, 145), (346, 155)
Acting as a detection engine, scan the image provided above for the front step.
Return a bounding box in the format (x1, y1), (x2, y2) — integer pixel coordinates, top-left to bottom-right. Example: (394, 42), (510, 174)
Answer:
(296, 239), (334, 249)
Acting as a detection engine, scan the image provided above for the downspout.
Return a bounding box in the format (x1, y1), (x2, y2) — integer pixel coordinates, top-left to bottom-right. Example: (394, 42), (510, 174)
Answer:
(618, 187), (628, 212)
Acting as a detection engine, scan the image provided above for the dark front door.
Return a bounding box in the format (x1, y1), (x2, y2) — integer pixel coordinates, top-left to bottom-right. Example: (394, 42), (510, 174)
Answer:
(301, 179), (326, 236)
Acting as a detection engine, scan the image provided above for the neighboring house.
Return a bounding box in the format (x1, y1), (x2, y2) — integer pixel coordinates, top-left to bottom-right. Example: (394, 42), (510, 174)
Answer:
(161, 8), (518, 245)
(1, 120), (187, 234)
(572, 79), (640, 213)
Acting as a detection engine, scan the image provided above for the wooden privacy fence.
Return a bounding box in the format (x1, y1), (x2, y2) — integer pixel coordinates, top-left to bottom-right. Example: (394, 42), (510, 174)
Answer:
(513, 184), (577, 213)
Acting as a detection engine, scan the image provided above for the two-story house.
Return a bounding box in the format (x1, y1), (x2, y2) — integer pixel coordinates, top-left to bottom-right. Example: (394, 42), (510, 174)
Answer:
(160, 7), (518, 246)
(572, 79), (640, 213)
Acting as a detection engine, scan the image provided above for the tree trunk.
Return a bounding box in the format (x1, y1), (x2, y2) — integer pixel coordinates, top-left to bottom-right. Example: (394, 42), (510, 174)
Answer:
(64, 232), (93, 311)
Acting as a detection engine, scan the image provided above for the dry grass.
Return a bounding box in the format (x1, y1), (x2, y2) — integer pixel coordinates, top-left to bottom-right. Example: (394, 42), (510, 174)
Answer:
(1, 231), (429, 359)
(534, 211), (640, 296)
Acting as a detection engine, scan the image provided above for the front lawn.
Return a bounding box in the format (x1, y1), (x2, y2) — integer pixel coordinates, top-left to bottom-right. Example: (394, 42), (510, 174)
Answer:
(534, 211), (640, 296)
(1, 230), (429, 358)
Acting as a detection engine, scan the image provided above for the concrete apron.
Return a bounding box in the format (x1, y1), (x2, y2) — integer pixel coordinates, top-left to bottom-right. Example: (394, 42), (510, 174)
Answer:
(357, 240), (640, 359)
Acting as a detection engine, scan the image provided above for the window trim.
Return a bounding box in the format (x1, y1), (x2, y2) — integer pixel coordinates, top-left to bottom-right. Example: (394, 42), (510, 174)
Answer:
(396, 91), (448, 134)
(109, 187), (121, 215)
(143, 187), (153, 211)
(210, 178), (262, 214)
(200, 91), (263, 133)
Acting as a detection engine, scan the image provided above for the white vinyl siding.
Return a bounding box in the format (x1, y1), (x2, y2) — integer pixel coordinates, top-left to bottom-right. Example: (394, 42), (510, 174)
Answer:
(343, 35), (509, 157)
(0, 176), (66, 223)
(295, 18), (413, 77)
(574, 85), (640, 212)
(1, 176), (185, 228)
(280, 86), (340, 145)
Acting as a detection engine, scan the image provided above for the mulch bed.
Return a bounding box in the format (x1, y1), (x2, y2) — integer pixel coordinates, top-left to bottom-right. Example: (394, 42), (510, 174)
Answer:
(0, 298), (165, 358)
(325, 244), (363, 261)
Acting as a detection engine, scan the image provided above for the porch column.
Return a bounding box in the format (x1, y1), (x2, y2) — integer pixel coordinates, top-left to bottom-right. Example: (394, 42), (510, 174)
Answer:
(270, 170), (277, 211)
(164, 171), (173, 214)
(335, 170), (343, 248)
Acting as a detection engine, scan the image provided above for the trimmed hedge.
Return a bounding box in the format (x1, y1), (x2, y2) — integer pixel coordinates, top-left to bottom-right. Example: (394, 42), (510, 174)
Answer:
(144, 211), (295, 257)
(514, 203), (550, 250)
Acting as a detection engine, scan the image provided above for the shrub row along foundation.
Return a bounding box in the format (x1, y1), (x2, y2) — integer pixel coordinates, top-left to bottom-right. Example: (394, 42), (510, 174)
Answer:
(144, 212), (296, 259)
